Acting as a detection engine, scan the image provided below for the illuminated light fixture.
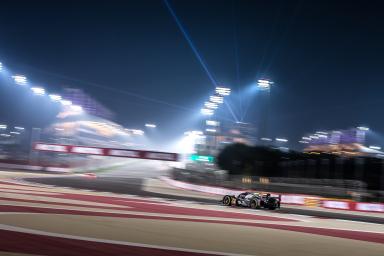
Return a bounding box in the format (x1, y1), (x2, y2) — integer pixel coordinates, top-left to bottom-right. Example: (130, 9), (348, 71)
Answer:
(132, 129), (144, 135)
(70, 105), (83, 112)
(317, 134), (327, 138)
(0, 134), (10, 137)
(302, 136), (311, 140)
(369, 145), (381, 150)
(12, 75), (27, 85)
(60, 100), (72, 106)
(316, 131), (328, 135)
(0, 125), (7, 129)
(14, 126), (24, 130)
(257, 79), (273, 90)
(184, 130), (203, 136)
(0, 62), (3, 71)
(49, 94), (62, 101)
(310, 135), (319, 139)
(206, 120), (219, 126)
(201, 108), (214, 116)
(31, 87), (45, 96)
(215, 87), (231, 96)
(260, 137), (272, 141)
(204, 101), (218, 109)
(10, 131), (20, 135)
(209, 95), (224, 104)
(275, 138), (288, 142)
(299, 140), (309, 144)
(145, 123), (156, 128)
(206, 128), (216, 133)
(357, 126), (369, 131)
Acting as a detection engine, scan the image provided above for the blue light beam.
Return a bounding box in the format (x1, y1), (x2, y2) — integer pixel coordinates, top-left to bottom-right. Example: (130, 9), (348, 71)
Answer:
(163, 0), (239, 122)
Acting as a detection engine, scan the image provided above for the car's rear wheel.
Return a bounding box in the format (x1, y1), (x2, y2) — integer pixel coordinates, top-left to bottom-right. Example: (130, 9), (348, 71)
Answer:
(222, 195), (232, 206)
(268, 198), (277, 210)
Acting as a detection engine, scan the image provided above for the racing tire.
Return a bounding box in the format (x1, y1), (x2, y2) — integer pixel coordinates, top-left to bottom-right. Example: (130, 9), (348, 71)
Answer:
(222, 195), (232, 206)
(267, 198), (277, 210)
(250, 200), (259, 209)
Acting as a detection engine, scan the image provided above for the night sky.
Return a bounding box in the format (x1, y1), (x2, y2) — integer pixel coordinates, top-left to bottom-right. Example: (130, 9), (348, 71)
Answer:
(1, 0), (384, 149)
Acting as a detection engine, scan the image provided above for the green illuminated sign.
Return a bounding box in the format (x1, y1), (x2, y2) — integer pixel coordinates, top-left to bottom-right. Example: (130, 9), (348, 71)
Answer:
(190, 155), (214, 163)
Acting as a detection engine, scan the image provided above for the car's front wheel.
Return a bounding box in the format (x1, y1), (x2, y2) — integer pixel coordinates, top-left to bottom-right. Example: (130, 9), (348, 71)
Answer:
(222, 195), (232, 206)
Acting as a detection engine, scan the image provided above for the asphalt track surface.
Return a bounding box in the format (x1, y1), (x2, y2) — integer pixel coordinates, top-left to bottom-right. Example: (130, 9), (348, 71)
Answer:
(26, 175), (384, 224)
(1, 160), (384, 256)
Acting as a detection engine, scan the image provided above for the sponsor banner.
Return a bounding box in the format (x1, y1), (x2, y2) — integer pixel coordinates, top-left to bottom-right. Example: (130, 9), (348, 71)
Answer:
(322, 200), (351, 210)
(162, 176), (384, 213)
(281, 195), (305, 205)
(353, 202), (384, 212)
(34, 143), (68, 153)
(304, 197), (320, 207)
(33, 143), (178, 162)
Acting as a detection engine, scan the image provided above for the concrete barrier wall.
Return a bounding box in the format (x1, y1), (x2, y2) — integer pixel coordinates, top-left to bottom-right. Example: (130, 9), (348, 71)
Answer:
(161, 176), (384, 213)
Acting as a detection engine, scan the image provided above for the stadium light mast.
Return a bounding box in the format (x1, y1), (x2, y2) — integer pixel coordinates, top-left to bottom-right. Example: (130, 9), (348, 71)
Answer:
(257, 79), (274, 144)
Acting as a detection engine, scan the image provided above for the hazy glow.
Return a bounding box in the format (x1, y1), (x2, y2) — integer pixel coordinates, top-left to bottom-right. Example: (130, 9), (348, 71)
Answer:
(0, 62), (3, 71)
(175, 130), (205, 154)
(369, 145), (381, 150)
(70, 105), (83, 112)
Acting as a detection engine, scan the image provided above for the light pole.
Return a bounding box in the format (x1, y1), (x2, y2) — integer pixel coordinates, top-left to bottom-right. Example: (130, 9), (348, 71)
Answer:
(257, 79), (273, 145)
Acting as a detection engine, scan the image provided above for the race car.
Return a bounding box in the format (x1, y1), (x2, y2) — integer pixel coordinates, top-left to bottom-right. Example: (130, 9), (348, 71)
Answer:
(222, 192), (280, 210)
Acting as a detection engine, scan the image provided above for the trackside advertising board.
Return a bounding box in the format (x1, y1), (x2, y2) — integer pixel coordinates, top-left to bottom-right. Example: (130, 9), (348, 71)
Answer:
(33, 142), (179, 162)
